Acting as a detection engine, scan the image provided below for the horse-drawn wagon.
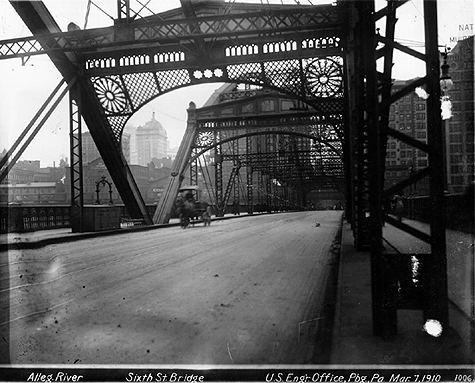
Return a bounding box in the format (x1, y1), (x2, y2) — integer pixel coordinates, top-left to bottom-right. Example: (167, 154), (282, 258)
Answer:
(176, 186), (211, 228)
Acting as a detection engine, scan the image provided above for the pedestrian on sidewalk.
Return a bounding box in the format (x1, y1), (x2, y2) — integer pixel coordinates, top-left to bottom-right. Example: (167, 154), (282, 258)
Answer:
(394, 192), (405, 222)
(382, 198), (391, 226)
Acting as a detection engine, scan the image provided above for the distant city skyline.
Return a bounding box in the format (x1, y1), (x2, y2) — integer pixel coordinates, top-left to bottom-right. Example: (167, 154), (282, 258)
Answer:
(0, 0), (473, 167)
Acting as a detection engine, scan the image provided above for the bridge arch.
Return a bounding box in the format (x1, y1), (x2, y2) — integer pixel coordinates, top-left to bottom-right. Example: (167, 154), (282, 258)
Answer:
(91, 62), (346, 149)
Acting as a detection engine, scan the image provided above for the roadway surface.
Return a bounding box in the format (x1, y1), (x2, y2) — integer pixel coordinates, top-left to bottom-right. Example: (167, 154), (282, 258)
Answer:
(2, 211), (343, 365)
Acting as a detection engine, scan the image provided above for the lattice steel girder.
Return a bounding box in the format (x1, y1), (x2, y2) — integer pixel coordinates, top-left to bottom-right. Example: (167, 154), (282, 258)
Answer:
(222, 150), (343, 168)
(83, 53), (345, 150)
(8, 1), (79, 78)
(193, 128), (343, 164)
(198, 135), (343, 169)
(81, 39), (343, 77)
(195, 109), (344, 132)
(86, 54), (345, 139)
(220, 155), (344, 184)
(69, 83), (84, 233)
(1, 5), (343, 61)
(345, 1), (371, 250)
(193, 112), (343, 141)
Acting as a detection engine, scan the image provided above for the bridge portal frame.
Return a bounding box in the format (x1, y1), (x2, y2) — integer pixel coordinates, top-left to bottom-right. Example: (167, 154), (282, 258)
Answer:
(1, 0), (450, 339)
(182, 88), (346, 216)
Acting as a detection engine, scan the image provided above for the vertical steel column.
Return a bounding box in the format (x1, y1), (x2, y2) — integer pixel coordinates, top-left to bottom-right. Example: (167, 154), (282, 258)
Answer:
(190, 147), (199, 186)
(284, 181), (290, 211)
(246, 135), (254, 214)
(117, 0), (130, 21)
(69, 83), (84, 233)
(358, 0), (395, 337)
(350, 2), (371, 250)
(266, 134), (273, 211)
(257, 136), (263, 210)
(423, 0), (449, 329)
(214, 132), (224, 216)
(245, 165), (253, 214)
(341, 6), (354, 226)
(266, 176), (272, 212)
(232, 137), (240, 209)
(275, 133), (281, 211)
(258, 171), (264, 209)
(378, 0), (397, 179)
(375, 0), (399, 338)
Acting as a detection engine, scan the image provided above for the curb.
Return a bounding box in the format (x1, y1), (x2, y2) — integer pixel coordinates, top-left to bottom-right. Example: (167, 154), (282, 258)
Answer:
(329, 219), (347, 364)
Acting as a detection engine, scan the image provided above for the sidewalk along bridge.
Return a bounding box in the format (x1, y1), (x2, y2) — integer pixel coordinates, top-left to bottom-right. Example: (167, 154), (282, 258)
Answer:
(0, 0), (455, 340)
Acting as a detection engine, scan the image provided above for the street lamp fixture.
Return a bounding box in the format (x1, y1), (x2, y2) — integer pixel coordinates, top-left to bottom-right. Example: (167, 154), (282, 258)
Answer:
(440, 48), (453, 93)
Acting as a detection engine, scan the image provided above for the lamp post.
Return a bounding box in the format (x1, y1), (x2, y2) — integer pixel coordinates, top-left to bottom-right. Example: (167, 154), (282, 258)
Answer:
(440, 48), (454, 94)
(440, 47), (453, 193)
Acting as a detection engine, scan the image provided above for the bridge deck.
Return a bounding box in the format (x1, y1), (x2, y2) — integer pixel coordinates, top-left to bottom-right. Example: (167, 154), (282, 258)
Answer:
(1, 211), (343, 364)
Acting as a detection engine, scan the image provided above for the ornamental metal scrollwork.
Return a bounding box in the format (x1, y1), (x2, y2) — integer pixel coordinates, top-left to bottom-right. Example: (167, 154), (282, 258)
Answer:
(195, 131), (214, 147)
(305, 58), (343, 98)
(93, 77), (127, 114)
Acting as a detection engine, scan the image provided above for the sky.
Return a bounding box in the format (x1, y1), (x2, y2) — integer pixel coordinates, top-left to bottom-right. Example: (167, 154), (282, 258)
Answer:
(0, 0), (473, 167)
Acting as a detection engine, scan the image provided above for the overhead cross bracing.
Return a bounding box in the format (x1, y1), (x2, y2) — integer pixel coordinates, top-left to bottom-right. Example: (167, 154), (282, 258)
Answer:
(1, 2), (343, 63)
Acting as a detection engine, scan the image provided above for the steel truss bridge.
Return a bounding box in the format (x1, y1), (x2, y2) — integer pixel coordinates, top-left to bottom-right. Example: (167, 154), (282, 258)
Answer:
(1, 0), (449, 339)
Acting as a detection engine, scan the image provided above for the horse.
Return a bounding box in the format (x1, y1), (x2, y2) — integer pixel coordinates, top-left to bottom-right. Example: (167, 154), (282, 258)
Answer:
(202, 205), (212, 226)
(176, 197), (196, 228)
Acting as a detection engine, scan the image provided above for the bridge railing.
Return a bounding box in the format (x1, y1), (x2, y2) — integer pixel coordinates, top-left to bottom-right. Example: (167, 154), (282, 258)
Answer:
(0, 204), (160, 233)
(405, 192), (474, 234)
(1, 204), (71, 233)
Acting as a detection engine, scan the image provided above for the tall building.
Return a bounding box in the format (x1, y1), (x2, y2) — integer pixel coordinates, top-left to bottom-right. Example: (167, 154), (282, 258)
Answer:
(82, 131), (101, 164)
(385, 36), (474, 197)
(446, 36), (474, 193)
(121, 133), (131, 163)
(123, 123), (138, 164)
(82, 131), (131, 164)
(135, 113), (168, 166)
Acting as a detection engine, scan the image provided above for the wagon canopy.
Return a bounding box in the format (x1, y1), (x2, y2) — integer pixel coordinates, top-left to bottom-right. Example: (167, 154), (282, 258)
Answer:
(178, 185), (201, 192)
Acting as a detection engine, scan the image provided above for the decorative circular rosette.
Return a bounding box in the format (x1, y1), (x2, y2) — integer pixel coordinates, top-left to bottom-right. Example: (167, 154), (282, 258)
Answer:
(305, 58), (343, 98)
(195, 131), (214, 147)
(93, 77), (128, 114)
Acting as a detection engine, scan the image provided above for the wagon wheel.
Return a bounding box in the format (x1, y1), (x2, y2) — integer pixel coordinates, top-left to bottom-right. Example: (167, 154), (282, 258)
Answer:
(181, 216), (190, 229)
(305, 58), (342, 98)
